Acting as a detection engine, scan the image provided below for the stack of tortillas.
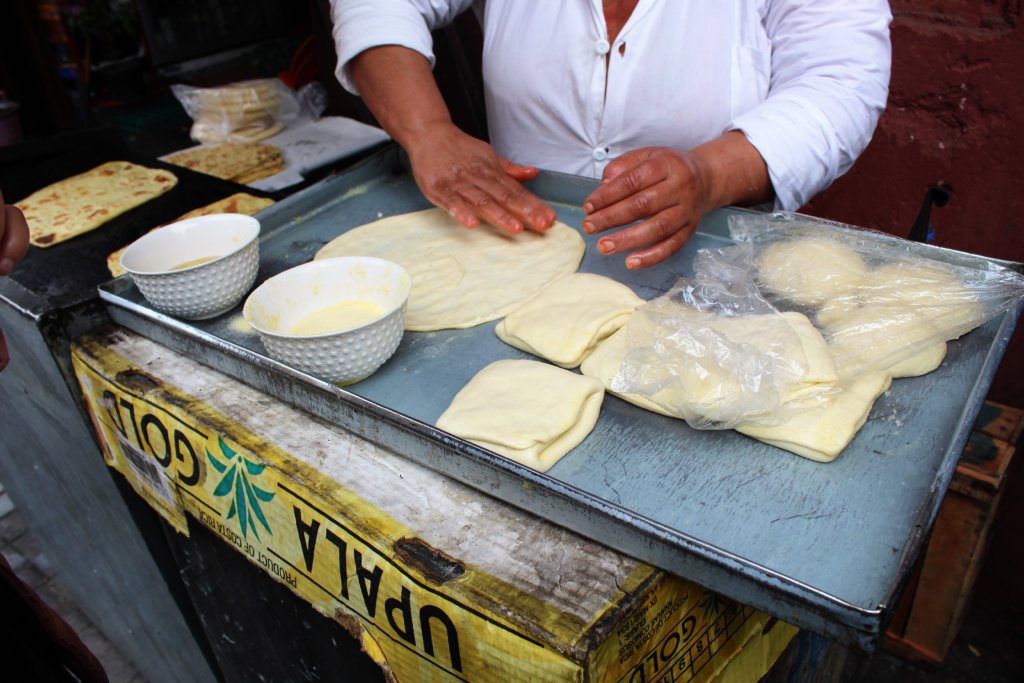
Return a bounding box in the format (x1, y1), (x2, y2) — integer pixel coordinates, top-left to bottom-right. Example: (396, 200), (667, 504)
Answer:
(164, 143), (285, 185)
(16, 161), (178, 248)
(107, 192), (275, 277)
(189, 80), (285, 143)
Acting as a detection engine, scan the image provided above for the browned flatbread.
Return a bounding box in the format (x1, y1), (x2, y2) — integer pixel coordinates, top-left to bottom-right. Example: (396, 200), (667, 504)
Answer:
(164, 143), (282, 181)
(16, 161), (178, 248)
(230, 157), (286, 184)
(190, 80), (285, 144)
(107, 192), (274, 276)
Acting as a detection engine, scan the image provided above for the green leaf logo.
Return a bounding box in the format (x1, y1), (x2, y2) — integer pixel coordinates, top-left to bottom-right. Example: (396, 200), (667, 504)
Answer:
(699, 592), (724, 619)
(207, 436), (274, 540)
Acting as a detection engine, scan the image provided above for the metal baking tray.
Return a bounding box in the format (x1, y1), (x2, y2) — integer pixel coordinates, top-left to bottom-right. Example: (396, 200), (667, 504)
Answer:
(98, 145), (1022, 650)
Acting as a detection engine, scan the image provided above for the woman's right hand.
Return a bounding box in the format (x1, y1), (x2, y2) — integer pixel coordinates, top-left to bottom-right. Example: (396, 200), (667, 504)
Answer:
(349, 45), (555, 236)
(405, 124), (556, 235)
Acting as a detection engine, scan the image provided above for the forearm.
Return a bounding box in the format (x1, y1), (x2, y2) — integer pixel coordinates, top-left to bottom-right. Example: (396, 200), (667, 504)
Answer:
(348, 44), (554, 234)
(689, 131), (774, 211)
(348, 45), (456, 154)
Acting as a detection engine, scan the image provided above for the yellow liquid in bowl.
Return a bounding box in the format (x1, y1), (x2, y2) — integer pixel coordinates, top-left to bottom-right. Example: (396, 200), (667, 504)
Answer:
(287, 299), (386, 336)
(170, 255), (218, 271)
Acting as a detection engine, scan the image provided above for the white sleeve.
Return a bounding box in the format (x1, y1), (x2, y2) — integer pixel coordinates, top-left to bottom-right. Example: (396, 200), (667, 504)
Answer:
(729, 0), (892, 210)
(329, 0), (477, 95)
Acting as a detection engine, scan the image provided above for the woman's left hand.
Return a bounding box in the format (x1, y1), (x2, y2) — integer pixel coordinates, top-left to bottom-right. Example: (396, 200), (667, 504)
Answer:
(581, 146), (712, 269)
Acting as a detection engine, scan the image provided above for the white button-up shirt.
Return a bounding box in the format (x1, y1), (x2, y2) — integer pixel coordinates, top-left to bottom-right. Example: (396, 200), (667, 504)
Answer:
(330, 0), (891, 210)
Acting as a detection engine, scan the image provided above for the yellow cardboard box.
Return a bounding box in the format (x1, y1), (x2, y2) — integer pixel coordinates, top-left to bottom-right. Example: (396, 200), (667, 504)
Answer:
(72, 329), (796, 682)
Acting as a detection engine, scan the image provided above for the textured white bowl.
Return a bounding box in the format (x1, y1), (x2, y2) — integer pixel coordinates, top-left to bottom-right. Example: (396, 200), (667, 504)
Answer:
(120, 214), (261, 320)
(243, 257), (411, 384)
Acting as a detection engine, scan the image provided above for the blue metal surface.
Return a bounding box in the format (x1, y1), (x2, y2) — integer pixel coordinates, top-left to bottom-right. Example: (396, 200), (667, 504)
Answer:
(98, 146), (1022, 650)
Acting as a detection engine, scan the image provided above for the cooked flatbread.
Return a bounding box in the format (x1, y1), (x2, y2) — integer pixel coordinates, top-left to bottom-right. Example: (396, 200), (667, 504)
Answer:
(107, 192), (274, 276)
(17, 161), (178, 248)
(164, 143), (282, 182)
(230, 156), (286, 184)
(190, 80), (284, 144)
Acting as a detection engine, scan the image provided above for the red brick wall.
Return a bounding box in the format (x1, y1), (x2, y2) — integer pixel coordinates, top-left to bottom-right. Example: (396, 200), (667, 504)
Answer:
(804, 0), (1024, 409)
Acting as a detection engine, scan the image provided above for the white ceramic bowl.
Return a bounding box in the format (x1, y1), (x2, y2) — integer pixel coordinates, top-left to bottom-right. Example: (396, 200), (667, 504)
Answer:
(243, 257), (411, 384)
(120, 214), (261, 320)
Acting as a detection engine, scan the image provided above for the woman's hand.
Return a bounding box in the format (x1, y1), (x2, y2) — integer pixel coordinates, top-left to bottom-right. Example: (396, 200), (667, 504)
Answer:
(582, 132), (773, 269)
(582, 147), (712, 269)
(406, 124), (557, 235)
(349, 45), (555, 236)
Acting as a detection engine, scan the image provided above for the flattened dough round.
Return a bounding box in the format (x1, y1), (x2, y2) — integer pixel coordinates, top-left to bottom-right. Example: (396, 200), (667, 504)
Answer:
(316, 208), (585, 331)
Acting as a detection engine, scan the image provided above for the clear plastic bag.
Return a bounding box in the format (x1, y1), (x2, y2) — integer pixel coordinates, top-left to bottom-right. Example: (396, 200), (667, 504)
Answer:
(609, 278), (838, 430)
(726, 212), (1024, 380)
(172, 78), (323, 144)
(608, 211), (1024, 431)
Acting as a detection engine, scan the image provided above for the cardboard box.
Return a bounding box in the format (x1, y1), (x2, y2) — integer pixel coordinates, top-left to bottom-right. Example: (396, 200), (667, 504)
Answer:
(883, 401), (1020, 664)
(72, 328), (796, 682)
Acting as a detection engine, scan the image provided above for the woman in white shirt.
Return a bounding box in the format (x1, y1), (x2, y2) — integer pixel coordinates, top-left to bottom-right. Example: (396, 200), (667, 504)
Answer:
(330, 1), (892, 268)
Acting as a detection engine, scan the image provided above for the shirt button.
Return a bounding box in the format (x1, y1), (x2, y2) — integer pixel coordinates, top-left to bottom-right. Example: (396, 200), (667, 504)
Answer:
(593, 147), (608, 161)
(595, 39), (610, 56)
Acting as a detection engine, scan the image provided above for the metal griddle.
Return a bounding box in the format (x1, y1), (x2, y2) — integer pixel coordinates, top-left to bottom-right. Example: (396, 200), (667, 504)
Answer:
(97, 145), (1022, 650)
(0, 127), (274, 313)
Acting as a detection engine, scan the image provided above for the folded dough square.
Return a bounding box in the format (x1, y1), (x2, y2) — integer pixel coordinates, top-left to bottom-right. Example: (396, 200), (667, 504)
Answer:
(736, 372), (892, 462)
(496, 273), (644, 368)
(435, 359), (605, 472)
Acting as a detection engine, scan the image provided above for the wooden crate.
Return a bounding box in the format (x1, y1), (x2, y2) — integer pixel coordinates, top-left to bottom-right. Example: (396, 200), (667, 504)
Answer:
(883, 401), (1021, 664)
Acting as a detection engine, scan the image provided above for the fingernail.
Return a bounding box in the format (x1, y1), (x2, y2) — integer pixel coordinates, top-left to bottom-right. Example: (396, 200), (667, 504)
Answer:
(626, 257), (641, 269)
(598, 240), (614, 254)
(582, 221), (594, 234)
(582, 202), (594, 213)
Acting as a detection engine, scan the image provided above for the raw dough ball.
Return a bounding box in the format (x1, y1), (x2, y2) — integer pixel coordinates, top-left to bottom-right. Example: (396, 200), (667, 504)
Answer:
(856, 260), (985, 339)
(887, 342), (947, 379)
(859, 261), (972, 306)
(316, 208), (585, 331)
(757, 238), (868, 307)
(820, 259), (982, 379)
(495, 273), (644, 368)
(435, 359), (605, 472)
(823, 302), (942, 379)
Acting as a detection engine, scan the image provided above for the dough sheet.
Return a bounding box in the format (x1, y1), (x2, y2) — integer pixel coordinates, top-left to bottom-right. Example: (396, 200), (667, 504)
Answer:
(736, 372), (893, 462)
(316, 208), (585, 331)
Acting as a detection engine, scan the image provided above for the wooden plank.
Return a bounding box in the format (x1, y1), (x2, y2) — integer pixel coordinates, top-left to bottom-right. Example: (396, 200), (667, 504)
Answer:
(883, 401), (1018, 664)
(969, 401), (1024, 445)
